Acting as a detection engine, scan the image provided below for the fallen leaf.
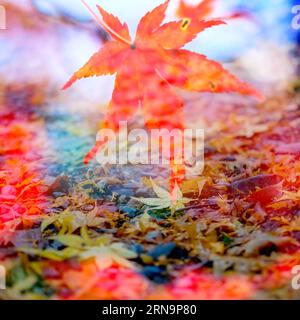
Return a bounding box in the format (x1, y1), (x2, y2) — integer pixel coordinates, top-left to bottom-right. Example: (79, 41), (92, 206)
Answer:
(133, 179), (193, 213)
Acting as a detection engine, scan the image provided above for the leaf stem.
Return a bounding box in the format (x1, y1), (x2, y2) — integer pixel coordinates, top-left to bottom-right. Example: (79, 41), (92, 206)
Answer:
(81, 0), (132, 46)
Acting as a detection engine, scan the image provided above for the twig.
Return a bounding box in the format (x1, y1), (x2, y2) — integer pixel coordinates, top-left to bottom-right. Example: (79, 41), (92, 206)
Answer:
(81, 0), (132, 46)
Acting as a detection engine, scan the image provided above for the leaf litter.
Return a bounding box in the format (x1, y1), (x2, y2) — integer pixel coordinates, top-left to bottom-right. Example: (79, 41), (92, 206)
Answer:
(0, 0), (300, 300)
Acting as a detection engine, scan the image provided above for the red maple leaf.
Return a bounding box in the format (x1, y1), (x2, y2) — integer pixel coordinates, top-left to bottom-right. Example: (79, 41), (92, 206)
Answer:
(63, 0), (262, 182)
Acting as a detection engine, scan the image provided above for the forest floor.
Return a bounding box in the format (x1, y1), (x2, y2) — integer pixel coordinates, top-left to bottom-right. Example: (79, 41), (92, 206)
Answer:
(1, 81), (300, 300)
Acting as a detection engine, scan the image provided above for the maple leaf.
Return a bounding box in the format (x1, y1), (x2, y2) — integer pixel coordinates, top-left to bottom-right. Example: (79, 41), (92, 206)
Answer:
(79, 243), (137, 270)
(19, 229), (137, 270)
(132, 179), (193, 213)
(63, 0), (262, 167)
(177, 0), (214, 21)
(41, 210), (103, 234)
(177, 0), (255, 23)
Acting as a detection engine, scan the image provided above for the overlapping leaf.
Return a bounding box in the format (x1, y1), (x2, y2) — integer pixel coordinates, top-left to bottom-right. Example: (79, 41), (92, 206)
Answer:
(133, 179), (193, 213)
(177, 0), (255, 23)
(177, 0), (214, 21)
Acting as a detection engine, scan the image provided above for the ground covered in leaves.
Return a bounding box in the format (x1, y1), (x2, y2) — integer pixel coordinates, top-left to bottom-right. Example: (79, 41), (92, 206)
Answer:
(1, 81), (300, 300)
(1, 0), (300, 301)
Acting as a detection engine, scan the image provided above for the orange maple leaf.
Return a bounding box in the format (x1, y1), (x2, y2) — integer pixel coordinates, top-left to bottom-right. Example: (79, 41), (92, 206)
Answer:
(63, 1), (261, 179)
(177, 0), (255, 23)
(177, 0), (214, 21)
